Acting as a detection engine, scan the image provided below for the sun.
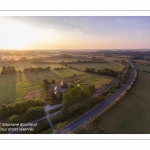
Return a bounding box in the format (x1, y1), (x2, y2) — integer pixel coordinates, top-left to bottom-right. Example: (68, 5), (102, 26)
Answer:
(0, 18), (62, 50)
(0, 19), (37, 50)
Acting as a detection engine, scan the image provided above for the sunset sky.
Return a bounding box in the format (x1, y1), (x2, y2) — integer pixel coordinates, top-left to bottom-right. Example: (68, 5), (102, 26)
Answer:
(0, 16), (150, 50)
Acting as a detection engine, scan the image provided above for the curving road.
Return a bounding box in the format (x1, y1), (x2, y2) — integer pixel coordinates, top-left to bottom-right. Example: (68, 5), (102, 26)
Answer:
(55, 61), (136, 134)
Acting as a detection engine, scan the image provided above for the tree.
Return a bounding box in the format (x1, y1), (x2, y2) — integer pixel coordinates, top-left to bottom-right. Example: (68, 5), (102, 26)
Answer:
(85, 68), (90, 72)
(60, 106), (68, 116)
(90, 68), (95, 72)
(9, 115), (20, 123)
(43, 79), (50, 90)
(23, 106), (45, 122)
(62, 86), (94, 108)
(51, 79), (55, 84)
(97, 69), (101, 74)
(2, 65), (6, 71)
(0, 100), (45, 120)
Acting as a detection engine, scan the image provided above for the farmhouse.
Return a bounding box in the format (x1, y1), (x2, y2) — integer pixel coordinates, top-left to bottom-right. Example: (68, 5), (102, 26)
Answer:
(54, 85), (60, 98)
(54, 80), (68, 98)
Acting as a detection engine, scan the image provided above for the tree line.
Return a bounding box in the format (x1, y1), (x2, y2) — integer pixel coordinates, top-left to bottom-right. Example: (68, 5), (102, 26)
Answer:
(23, 66), (50, 72)
(119, 64), (131, 85)
(85, 67), (118, 77)
(1, 65), (17, 74)
(54, 67), (67, 70)
(0, 99), (45, 120)
(0, 65), (51, 74)
(8, 106), (45, 123)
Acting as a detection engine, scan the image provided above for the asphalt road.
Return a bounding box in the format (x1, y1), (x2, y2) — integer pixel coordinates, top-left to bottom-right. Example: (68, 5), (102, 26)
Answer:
(55, 62), (136, 134)
(93, 68), (126, 98)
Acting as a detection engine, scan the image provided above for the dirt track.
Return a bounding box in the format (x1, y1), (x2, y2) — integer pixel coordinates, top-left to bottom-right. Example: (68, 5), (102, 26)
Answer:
(23, 88), (43, 100)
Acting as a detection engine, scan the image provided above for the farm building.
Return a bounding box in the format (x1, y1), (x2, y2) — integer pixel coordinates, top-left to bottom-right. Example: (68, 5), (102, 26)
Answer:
(54, 85), (60, 98)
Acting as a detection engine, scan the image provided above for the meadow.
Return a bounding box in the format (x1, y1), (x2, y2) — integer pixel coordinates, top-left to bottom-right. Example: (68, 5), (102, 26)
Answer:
(97, 71), (150, 133)
(0, 62), (114, 104)
(67, 62), (122, 72)
(133, 63), (150, 72)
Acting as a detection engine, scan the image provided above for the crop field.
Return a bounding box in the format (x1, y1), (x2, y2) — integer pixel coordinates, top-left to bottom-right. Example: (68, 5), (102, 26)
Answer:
(67, 62), (122, 72)
(0, 64), (114, 104)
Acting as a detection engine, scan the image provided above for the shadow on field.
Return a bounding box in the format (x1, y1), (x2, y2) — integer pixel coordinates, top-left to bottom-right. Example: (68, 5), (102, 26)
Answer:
(0, 73), (17, 104)
(18, 72), (22, 81)
(47, 70), (63, 81)
(23, 72), (41, 86)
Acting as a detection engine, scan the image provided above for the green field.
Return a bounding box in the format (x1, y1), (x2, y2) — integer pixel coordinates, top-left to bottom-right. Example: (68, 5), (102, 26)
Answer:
(67, 62), (122, 72)
(133, 63), (150, 72)
(88, 69), (150, 134)
(0, 63), (114, 104)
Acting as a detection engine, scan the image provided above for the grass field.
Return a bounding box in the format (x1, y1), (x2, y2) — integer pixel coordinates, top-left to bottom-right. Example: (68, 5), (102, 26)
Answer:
(89, 70), (150, 134)
(133, 63), (150, 72)
(0, 65), (114, 104)
(67, 62), (122, 72)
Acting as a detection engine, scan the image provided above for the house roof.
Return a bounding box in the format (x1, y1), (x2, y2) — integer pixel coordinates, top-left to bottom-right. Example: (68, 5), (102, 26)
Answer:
(54, 86), (59, 90)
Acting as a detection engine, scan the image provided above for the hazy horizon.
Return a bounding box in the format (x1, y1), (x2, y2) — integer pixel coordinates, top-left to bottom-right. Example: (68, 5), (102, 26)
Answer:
(1, 16), (150, 50)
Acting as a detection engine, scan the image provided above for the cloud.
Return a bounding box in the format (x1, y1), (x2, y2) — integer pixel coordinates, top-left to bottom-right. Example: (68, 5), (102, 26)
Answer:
(118, 16), (150, 28)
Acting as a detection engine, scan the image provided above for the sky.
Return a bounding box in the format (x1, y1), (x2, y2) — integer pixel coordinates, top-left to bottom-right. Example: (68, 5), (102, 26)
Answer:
(0, 16), (150, 50)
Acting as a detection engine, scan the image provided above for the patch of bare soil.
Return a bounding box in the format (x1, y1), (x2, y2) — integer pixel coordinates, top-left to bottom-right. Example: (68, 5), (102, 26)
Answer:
(23, 88), (43, 100)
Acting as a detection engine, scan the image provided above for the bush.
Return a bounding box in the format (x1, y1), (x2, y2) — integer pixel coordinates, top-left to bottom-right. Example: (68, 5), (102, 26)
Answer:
(8, 115), (20, 123)
(22, 106), (45, 123)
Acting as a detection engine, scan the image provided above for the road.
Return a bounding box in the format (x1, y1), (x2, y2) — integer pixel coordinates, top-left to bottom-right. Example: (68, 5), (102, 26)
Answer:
(55, 61), (136, 134)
